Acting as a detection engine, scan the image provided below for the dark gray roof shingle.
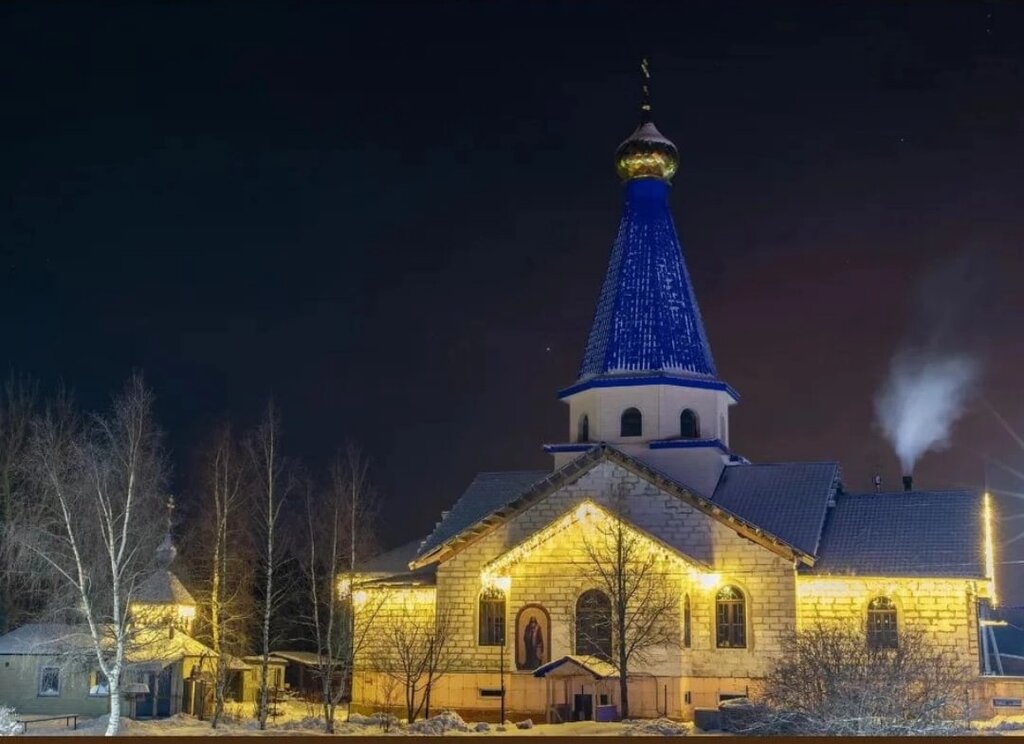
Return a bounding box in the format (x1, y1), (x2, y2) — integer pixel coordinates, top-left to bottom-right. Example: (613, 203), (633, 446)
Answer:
(416, 471), (549, 559)
(711, 462), (839, 556)
(806, 490), (984, 578)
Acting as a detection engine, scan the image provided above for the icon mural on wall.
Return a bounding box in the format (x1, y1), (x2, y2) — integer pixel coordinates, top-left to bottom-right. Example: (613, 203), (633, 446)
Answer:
(516, 604), (550, 671)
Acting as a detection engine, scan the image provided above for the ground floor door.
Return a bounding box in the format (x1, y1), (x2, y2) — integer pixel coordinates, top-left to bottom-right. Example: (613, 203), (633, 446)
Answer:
(136, 667), (174, 718)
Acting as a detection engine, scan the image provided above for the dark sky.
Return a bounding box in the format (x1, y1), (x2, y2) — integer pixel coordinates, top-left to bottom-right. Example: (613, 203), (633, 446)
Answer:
(3, 2), (1024, 598)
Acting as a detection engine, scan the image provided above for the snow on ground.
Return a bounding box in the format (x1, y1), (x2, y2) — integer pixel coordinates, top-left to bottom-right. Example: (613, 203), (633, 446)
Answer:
(15, 702), (699, 737)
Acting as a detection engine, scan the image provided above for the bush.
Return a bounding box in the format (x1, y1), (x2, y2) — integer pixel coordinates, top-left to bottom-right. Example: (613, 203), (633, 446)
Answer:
(735, 623), (973, 736)
(0, 707), (23, 737)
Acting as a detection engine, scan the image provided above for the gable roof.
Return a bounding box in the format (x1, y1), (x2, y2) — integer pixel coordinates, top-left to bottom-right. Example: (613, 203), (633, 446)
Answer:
(482, 499), (711, 578)
(411, 445), (818, 570)
(711, 462), (839, 557)
(0, 623), (248, 669)
(534, 654), (619, 679)
(416, 471), (549, 560)
(804, 490), (985, 578)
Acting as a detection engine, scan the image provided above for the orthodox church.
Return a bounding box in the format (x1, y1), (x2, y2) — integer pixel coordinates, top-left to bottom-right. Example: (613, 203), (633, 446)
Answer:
(350, 76), (998, 722)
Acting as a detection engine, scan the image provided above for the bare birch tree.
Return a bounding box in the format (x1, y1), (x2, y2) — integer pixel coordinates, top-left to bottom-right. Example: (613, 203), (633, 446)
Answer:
(248, 402), (290, 730)
(0, 373), (41, 633)
(8, 374), (167, 736)
(185, 424), (253, 728)
(578, 501), (680, 719)
(301, 446), (381, 732)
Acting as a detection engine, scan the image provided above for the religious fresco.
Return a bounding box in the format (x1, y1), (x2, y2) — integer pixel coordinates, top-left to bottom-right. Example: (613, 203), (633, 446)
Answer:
(515, 604), (550, 671)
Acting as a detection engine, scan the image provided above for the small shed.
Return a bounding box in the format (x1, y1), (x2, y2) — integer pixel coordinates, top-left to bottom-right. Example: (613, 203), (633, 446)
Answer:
(533, 655), (619, 723)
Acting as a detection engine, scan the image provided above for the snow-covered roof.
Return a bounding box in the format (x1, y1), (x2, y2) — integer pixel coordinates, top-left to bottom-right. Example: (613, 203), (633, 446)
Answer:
(134, 569), (196, 606)
(533, 654), (619, 679)
(573, 177), (721, 386)
(0, 623), (89, 655)
(0, 623), (248, 669)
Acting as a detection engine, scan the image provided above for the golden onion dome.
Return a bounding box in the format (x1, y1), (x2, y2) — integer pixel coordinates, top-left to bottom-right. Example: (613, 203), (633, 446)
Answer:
(615, 58), (678, 183)
(615, 120), (679, 182)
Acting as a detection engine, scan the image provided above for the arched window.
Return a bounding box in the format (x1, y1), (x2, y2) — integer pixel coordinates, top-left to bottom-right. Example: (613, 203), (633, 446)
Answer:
(680, 409), (700, 439)
(479, 588), (506, 646)
(683, 594), (692, 649)
(867, 596), (898, 649)
(575, 589), (612, 659)
(578, 414), (590, 443)
(620, 408), (642, 437)
(716, 585), (746, 648)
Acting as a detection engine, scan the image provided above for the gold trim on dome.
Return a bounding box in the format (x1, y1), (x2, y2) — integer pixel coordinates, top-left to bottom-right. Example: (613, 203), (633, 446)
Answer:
(616, 146), (678, 182)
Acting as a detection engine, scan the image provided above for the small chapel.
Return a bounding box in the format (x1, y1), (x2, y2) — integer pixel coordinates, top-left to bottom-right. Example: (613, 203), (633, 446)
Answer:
(348, 72), (999, 723)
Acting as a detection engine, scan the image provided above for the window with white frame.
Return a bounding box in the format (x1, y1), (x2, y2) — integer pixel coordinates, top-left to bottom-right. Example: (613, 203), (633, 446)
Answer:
(38, 666), (60, 696)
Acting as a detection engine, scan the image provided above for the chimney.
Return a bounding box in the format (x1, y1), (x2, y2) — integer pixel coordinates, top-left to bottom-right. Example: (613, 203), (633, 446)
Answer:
(873, 474), (882, 493)
(902, 475), (913, 492)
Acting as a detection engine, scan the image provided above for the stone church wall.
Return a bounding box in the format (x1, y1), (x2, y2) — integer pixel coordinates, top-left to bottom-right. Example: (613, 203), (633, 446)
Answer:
(795, 575), (980, 665)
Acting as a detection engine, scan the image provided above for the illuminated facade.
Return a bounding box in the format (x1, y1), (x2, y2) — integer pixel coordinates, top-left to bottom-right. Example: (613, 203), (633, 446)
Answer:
(348, 76), (995, 722)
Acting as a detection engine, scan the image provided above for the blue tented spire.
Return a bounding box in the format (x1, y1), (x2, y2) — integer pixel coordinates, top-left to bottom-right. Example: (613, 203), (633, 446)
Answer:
(577, 177), (718, 382)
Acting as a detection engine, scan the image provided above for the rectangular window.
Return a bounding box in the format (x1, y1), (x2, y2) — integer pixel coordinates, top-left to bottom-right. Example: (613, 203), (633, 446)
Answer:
(39, 666), (60, 697)
(89, 670), (110, 696)
(479, 593), (506, 646)
(716, 599), (746, 648)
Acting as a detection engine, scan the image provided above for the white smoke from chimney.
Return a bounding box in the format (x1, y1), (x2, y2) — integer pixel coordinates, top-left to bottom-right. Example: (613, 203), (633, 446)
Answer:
(874, 250), (990, 477)
(875, 350), (979, 475)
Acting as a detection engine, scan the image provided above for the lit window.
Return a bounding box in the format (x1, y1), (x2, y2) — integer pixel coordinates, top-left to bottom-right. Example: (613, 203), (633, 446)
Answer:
(479, 588), (506, 646)
(575, 589), (612, 659)
(39, 666), (60, 697)
(867, 596), (898, 649)
(620, 408), (642, 437)
(683, 594), (691, 649)
(716, 585), (746, 649)
(680, 409), (700, 439)
(89, 670), (109, 696)
(578, 414), (590, 443)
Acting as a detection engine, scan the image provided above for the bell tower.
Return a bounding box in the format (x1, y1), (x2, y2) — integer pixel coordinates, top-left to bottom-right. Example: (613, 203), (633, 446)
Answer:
(545, 60), (739, 495)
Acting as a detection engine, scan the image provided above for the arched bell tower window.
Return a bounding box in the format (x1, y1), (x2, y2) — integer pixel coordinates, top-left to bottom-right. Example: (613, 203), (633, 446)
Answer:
(620, 408), (642, 437)
(479, 588), (506, 646)
(575, 589), (612, 659)
(578, 414), (590, 443)
(715, 585), (747, 648)
(680, 409), (700, 439)
(867, 596), (898, 649)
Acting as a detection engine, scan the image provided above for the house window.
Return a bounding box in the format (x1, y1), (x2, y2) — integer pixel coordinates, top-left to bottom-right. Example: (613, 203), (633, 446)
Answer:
(716, 585), (747, 649)
(575, 589), (612, 659)
(578, 414), (590, 443)
(38, 666), (60, 697)
(867, 596), (898, 649)
(683, 594), (691, 648)
(479, 588), (506, 646)
(89, 670), (109, 696)
(620, 408), (642, 437)
(680, 409), (700, 439)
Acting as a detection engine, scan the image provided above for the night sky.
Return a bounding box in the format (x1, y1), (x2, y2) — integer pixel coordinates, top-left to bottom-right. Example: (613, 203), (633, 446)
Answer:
(3, 2), (1024, 598)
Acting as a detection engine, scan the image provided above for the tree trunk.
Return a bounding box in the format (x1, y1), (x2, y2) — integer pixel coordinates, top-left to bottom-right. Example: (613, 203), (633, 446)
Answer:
(210, 514), (222, 728)
(105, 675), (122, 736)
